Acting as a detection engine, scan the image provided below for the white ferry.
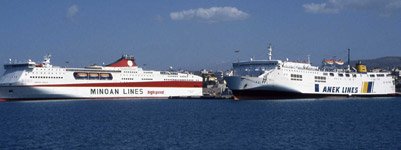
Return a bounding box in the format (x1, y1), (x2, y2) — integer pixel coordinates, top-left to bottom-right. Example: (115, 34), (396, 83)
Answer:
(0, 54), (202, 101)
(224, 44), (396, 100)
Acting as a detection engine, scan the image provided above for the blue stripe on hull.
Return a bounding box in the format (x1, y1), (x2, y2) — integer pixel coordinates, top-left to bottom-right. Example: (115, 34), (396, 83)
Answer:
(232, 90), (397, 100)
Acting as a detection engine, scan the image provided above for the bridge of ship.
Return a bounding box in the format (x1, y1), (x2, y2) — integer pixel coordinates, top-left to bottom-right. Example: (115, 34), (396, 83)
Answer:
(233, 60), (280, 77)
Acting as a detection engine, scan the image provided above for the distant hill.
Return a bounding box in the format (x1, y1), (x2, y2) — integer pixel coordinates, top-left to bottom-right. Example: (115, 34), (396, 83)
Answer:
(349, 56), (401, 70)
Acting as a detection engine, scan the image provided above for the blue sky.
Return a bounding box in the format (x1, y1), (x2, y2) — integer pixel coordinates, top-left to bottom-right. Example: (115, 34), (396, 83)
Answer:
(1, 0), (400, 73)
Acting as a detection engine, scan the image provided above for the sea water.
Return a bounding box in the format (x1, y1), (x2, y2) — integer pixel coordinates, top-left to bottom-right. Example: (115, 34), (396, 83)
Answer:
(1, 97), (401, 149)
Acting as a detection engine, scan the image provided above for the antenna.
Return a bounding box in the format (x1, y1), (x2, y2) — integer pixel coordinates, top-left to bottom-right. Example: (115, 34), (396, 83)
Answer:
(268, 43), (272, 60)
(307, 55), (311, 64)
(234, 50), (240, 62)
(42, 54), (52, 67)
(347, 48), (351, 71)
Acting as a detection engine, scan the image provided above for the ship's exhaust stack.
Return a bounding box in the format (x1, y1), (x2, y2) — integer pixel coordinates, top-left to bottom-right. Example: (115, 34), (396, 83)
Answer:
(356, 61), (367, 73)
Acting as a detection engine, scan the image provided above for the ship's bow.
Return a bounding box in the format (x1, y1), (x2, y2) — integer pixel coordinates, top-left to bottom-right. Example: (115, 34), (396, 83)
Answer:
(224, 76), (244, 91)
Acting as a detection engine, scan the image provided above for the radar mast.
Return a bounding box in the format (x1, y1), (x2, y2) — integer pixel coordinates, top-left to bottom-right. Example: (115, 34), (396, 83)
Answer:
(268, 43), (272, 60)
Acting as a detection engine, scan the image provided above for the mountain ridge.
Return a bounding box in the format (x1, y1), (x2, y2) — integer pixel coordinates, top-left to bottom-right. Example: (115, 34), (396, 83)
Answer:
(349, 56), (401, 70)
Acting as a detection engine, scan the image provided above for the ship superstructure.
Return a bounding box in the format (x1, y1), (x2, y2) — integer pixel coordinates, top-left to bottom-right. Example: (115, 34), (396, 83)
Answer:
(0, 54), (202, 100)
(224, 44), (396, 100)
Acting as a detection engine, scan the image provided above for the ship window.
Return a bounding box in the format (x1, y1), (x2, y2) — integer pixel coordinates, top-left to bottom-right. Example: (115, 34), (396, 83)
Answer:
(338, 74), (344, 77)
(323, 73), (328, 76)
(345, 74), (350, 77)
(329, 73), (334, 76)
(352, 74), (357, 77)
(314, 76), (326, 83)
(369, 74), (375, 77)
(291, 74), (302, 81)
(377, 74), (384, 77)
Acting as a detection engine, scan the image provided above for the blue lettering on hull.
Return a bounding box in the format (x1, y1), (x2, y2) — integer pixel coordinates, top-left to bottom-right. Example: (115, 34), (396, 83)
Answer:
(319, 86), (358, 94)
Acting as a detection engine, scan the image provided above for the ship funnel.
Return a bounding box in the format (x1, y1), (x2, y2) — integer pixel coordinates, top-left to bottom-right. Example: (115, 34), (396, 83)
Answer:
(356, 61), (367, 73)
(107, 55), (137, 67)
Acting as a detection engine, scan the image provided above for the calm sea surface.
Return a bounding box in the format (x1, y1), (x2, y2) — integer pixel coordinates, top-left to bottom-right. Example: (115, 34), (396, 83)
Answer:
(1, 97), (401, 149)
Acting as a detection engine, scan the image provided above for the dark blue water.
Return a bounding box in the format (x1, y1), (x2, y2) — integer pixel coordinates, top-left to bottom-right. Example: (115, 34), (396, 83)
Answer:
(1, 97), (401, 149)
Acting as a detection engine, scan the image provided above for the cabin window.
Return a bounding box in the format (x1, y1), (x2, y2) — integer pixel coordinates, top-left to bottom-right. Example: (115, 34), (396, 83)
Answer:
(369, 74), (375, 77)
(352, 74), (357, 77)
(323, 73), (328, 76)
(377, 74), (385, 77)
(329, 73), (334, 76)
(291, 74), (302, 81)
(314, 76), (326, 83)
(338, 74), (344, 77)
(345, 74), (350, 77)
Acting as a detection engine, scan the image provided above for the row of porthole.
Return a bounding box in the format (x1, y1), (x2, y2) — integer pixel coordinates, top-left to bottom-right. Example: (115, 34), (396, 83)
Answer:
(30, 76), (63, 79)
(164, 79), (194, 81)
(284, 69), (319, 75)
(29, 72), (65, 75)
(122, 78), (134, 80)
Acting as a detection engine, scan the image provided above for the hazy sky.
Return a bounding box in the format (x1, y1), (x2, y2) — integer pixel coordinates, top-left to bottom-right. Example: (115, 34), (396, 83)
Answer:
(1, 0), (400, 73)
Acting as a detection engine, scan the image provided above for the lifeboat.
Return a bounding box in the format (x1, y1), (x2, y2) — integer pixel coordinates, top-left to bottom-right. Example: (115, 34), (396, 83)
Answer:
(322, 59), (334, 65)
(77, 72), (88, 77)
(100, 73), (110, 78)
(334, 59), (344, 65)
(73, 72), (89, 79)
(89, 73), (99, 78)
(99, 73), (113, 80)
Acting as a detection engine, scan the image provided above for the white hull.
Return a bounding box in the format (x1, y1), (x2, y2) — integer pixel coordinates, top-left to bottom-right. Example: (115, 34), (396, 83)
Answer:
(225, 73), (396, 99)
(0, 54), (203, 101)
(224, 46), (396, 100)
(0, 86), (202, 100)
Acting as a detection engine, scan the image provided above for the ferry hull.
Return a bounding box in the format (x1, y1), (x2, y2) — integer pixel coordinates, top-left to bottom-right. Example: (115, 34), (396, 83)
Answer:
(231, 90), (397, 100)
(0, 86), (202, 101)
(225, 75), (396, 100)
(225, 44), (396, 100)
(0, 54), (204, 101)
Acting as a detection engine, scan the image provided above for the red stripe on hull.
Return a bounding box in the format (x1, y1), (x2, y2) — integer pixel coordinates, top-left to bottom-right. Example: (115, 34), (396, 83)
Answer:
(9, 81), (202, 88)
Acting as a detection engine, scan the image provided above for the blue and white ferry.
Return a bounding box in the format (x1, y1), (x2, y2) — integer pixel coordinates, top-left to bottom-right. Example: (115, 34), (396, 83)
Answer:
(224, 44), (396, 100)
